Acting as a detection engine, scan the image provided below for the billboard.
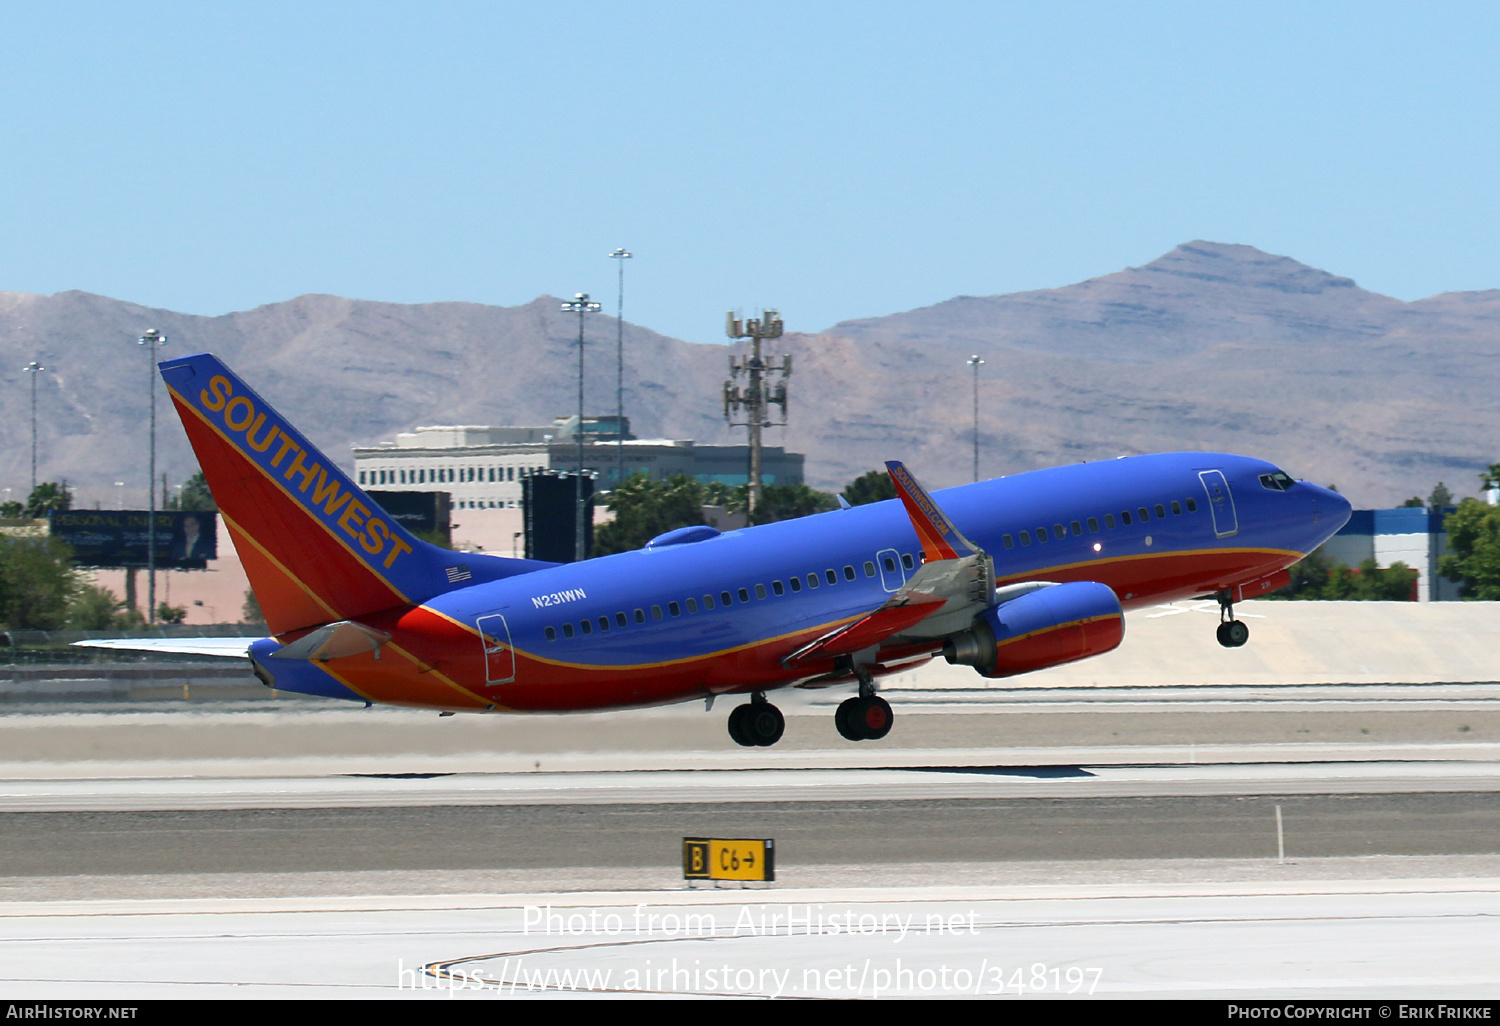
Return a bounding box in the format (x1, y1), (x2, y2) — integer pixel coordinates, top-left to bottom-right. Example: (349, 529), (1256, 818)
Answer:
(525, 473), (593, 563)
(49, 510), (219, 569)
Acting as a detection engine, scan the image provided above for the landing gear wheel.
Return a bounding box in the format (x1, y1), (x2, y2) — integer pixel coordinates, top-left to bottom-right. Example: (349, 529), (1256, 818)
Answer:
(727, 703), (755, 747)
(729, 699), (785, 747)
(835, 697), (862, 741)
(835, 695), (894, 741)
(1217, 619), (1249, 648)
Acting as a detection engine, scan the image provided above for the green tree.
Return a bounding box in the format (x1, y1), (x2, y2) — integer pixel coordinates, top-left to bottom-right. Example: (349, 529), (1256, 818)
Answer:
(242, 589), (265, 625)
(0, 501), (22, 519)
(752, 483), (838, 525)
(0, 534), (79, 628)
(1400, 496), (1425, 508)
(65, 584), (127, 629)
(156, 602), (187, 624)
(22, 481), (71, 517)
(593, 474), (708, 555)
(843, 469), (897, 506)
(1438, 498), (1500, 599)
(165, 471), (217, 512)
(1268, 550), (1418, 600)
(1428, 482), (1455, 508)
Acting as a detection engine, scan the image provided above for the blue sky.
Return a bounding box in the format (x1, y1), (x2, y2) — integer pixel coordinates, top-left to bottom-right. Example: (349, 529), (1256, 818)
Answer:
(1, 2), (1497, 342)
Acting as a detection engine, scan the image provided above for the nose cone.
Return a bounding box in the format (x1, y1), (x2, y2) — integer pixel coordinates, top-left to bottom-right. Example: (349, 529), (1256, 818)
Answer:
(1301, 482), (1352, 551)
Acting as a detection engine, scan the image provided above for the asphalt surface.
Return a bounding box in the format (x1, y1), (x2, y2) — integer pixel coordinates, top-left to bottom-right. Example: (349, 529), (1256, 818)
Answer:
(5, 792), (1499, 878)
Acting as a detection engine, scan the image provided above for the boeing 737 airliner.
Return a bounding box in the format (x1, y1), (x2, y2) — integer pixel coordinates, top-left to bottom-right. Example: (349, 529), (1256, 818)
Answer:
(139, 353), (1350, 747)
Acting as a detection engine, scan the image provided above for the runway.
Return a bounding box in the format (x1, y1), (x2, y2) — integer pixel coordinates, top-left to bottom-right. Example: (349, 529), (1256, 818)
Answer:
(2, 682), (1498, 997)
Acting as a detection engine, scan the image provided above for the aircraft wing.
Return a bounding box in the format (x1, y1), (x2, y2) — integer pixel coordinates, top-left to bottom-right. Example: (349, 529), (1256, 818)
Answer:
(72, 637), (260, 658)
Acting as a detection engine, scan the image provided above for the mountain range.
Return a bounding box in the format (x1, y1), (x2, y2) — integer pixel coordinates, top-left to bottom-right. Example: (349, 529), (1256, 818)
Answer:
(3, 240), (1497, 510)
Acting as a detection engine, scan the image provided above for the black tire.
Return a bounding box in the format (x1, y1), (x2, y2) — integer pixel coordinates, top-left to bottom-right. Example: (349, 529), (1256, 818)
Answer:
(1225, 619), (1249, 648)
(727, 703), (755, 747)
(1216, 621), (1235, 648)
(858, 695), (894, 740)
(835, 697), (863, 741)
(746, 702), (785, 747)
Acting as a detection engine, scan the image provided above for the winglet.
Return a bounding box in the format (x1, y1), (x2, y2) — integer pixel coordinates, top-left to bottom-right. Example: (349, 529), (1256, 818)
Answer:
(884, 460), (982, 563)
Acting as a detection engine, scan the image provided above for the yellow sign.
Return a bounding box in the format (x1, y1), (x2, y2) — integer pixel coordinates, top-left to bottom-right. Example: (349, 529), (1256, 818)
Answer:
(683, 837), (774, 882)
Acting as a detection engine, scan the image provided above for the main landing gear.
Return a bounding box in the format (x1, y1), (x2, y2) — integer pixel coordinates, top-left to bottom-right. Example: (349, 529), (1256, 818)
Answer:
(835, 666), (893, 742)
(728, 693), (785, 747)
(1215, 589), (1249, 648)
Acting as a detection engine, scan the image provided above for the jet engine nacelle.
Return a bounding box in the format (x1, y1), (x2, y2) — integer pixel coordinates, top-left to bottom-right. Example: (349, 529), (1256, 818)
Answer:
(942, 581), (1124, 678)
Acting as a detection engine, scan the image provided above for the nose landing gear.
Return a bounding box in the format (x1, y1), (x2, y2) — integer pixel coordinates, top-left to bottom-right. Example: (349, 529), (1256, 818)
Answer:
(1215, 589), (1249, 648)
(728, 693), (785, 747)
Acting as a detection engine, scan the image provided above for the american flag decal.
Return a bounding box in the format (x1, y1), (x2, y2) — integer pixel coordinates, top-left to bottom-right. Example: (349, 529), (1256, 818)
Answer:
(445, 566), (472, 583)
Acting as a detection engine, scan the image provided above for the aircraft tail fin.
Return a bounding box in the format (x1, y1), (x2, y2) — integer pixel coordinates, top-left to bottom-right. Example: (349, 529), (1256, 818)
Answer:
(160, 353), (550, 636)
(884, 460), (982, 562)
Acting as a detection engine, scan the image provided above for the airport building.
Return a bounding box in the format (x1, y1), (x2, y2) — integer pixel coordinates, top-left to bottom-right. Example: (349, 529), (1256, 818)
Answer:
(1321, 506), (1462, 602)
(351, 416), (804, 510)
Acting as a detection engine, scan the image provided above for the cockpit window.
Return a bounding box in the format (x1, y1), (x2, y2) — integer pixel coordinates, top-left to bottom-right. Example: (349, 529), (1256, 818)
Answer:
(1259, 471), (1297, 491)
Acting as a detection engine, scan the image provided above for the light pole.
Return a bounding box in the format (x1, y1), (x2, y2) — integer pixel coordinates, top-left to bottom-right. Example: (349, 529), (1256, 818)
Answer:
(139, 329), (168, 623)
(115, 482), (125, 510)
(560, 294), (600, 562)
(22, 361), (44, 495)
(609, 248), (632, 490)
(966, 354), (985, 483)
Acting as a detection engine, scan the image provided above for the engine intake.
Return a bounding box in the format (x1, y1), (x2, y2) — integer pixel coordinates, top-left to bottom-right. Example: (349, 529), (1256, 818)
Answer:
(943, 581), (1124, 678)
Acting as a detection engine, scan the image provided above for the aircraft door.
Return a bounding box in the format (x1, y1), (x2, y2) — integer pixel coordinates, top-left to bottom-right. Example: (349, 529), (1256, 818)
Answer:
(1198, 470), (1239, 538)
(476, 613), (515, 684)
(876, 548), (906, 592)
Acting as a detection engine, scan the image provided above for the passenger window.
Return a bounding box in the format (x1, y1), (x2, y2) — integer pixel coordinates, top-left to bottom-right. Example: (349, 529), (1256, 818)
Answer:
(562, 623), (574, 639)
(772, 580), (785, 596)
(1105, 514), (1115, 529)
(668, 601), (680, 617)
(864, 561), (876, 577)
(1036, 526), (1048, 543)
(1053, 524), (1065, 540)
(721, 591), (733, 606)
(651, 605), (663, 620)
(1154, 504), (1166, 519)
(789, 576), (801, 593)
(634, 608), (646, 624)
(739, 588), (750, 602)
(704, 595), (716, 610)
(1070, 521), (1082, 536)
(1171, 500), (1182, 515)
(616, 612), (628, 627)
(545, 626), (556, 642)
(1087, 517), (1099, 532)
(884, 556), (897, 571)
(755, 584), (767, 600)
(1002, 534), (1014, 549)
(686, 598), (698, 613)
(825, 569), (837, 584)
(1019, 530), (1031, 546)
(843, 565), (856, 581)
(901, 554), (915, 570)
(599, 616), (610, 632)
(1138, 507), (1150, 521)
(807, 574), (819, 589)
(1121, 511), (1133, 525)
(580, 619), (592, 635)
(1186, 498), (1198, 512)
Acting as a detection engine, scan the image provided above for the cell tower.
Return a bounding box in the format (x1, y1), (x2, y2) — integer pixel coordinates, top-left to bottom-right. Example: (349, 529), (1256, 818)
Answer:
(723, 310), (791, 517)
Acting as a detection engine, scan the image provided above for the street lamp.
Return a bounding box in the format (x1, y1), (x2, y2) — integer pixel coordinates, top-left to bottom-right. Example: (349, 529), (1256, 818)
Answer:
(22, 360), (45, 495)
(966, 354), (985, 483)
(138, 329), (168, 624)
(560, 294), (601, 562)
(609, 248), (632, 489)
